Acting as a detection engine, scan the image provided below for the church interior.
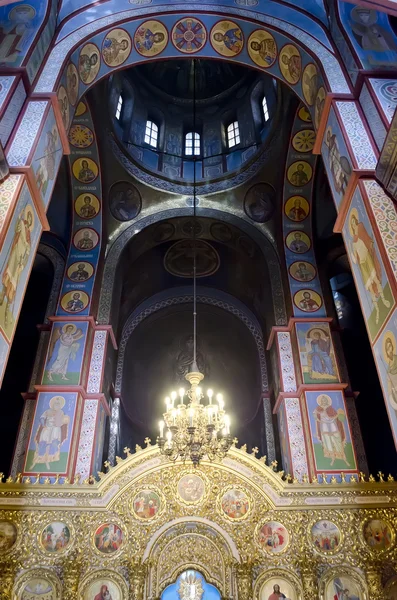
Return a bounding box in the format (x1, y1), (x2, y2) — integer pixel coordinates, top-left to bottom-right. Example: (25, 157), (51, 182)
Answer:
(1, 0), (397, 598)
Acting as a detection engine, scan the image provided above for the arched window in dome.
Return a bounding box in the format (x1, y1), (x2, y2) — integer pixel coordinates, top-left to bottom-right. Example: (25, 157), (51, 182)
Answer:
(145, 120), (158, 148)
(227, 120), (240, 148)
(115, 94), (123, 120)
(262, 96), (270, 122)
(185, 132), (201, 156)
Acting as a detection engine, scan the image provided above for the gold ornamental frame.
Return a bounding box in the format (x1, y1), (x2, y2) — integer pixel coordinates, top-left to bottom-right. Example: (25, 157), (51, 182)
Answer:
(306, 516), (344, 558)
(13, 567), (62, 599)
(78, 568), (129, 600)
(319, 565), (368, 600)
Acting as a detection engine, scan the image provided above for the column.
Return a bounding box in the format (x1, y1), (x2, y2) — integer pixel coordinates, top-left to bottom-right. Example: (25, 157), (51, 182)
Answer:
(235, 562), (253, 600)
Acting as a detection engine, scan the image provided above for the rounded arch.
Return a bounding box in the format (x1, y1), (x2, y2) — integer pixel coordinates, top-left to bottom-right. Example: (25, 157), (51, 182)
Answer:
(253, 567), (304, 600)
(98, 208), (287, 327)
(13, 567), (62, 599)
(77, 569), (129, 600)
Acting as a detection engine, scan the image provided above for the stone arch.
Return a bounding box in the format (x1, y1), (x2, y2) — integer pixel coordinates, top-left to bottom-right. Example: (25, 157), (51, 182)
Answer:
(98, 208), (286, 327)
(13, 567), (62, 599)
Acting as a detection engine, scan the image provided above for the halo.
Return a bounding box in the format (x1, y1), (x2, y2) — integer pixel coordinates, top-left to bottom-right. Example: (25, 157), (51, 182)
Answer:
(61, 323), (77, 335)
(351, 6), (377, 26)
(10, 4), (36, 20)
(348, 208), (359, 237)
(316, 394), (331, 407)
(383, 331), (396, 363)
(324, 126), (333, 145)
(49, 395), (65, 409)
(308, 327), (327, 340)
(24, 205), (35, 230)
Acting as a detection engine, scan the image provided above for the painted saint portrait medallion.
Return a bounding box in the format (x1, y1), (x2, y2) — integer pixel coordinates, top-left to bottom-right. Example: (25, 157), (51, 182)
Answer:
(0, 520), (17, 553)
(75, 193), (100, 219)
(284, 195), (309, 222)
(75, 102), (87, 117)
(72, 157), (98, 183)
(84, 580), (123, 600)
(287, 161), (313, 187)
(66, 62), (79, 106)
(41, 522), (71, 554)
(67, 261), (94, 282)
(298, 105), (312, 123)
(315, 86), (326, 130)
(279, 44), (301, 85)
(363, 519), (393, 550)
(94, 523), (123, 554)
(177, 474), (205, 503)
(68, 125), (94, 149)
(172, 18), (207, 54)
(134, 20), (168, 57)
(257, 521), (289, 554)
(60, 290), (89, 314)
(247, 29), (277, 68)
(109, 181), (141, 221)
(292, 129), (315, 153)
(293, 289), (322, 313)
(102, 28), (132, 67)
(311, 520), (341, 553)
(164, 240), (219, 277)
(289, 260), (316, 283)
(79, 43), (100, 84)
(285, 230), (311, 254)
(210, 20), (243, 57)
(220, 489), (250, 520)
(132, 490), (161, 519)
(73, 228), (99, 251)
(57, 86), (69, 130)
(302, 63), (318, 106)
(244, 183), (275, 223)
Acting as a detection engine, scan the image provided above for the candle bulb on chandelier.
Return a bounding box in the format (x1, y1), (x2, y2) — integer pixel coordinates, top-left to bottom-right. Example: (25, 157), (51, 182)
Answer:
(171, 391), (177, 408)
(189, 407), (194, 427)
(207, 389), (213, 404)
(207, 406), (212, 424)
(159, 420), (164, 438)
(165, 396), (170, 411)
(179, 388), (185, 405)
(217, 393), (224, 411)
(224, 415), (230, 434)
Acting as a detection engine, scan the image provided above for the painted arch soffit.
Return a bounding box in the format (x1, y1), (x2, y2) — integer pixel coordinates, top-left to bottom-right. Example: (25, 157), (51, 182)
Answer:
(57, 0), (330, 44)
(35, 7), (349, 96)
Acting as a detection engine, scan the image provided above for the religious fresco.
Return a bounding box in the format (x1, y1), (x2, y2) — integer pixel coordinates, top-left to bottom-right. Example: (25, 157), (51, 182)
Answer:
(57, 85), (69, 130)
(210, 20), (243, 57)
(321, 106), (353, 211)
(0, 181), (41, 343)
(134, 20), (168, 57)
(277, 401), (293, 476)
(79, 43), (100, 84)
(257, 521), (289, 554)
(177, 474), (205, 503)
(342, 187), (394, 343)
(295, 322), (339, 384)
(31, 106), (62, 210)
(171, 18), (207, 54)
(279, 44), (301, 85)
(42, 321), (89, 385)
(362, 519), (393, 551)
(20, 578), (55, 599)
(0, 520), (17, 553)
(339, 4), (397, 72)
(66, 62), (79, 106)
(57, 101), (102, 317)
(109, 181), (141, 222)
(24, 392), (78, 475)
(83, 580), (122, 600)
(132, 490), (161, 519)
(244, 183), (274, 223)
(220, 488), (250, 520)
(304, 391), (357, 474)
(0, 330), (9, 386)
(311, 520), (341, 554)
(93, 523), (124, 553)
(260, 577), (297, 600)
(374, 309), (397, 451)
(40, 522), (71, 554)
(0, 2), (42, 68)
(324, 576), (362, 600)
(102, 28), (132, 67)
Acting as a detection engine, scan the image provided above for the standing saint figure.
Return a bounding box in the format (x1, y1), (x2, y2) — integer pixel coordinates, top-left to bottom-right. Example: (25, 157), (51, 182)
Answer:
(349, 209), (390, 325)
(383, 335), (397, 409)
(308, 330), (335, 379)
(0, 205), (34, 328)
(29, 396), (69, 470)
(268, 585), (287, 600)
(313, 394), (350, 467)
(46, 323), (84, 381)
(94, 585), (112, 600)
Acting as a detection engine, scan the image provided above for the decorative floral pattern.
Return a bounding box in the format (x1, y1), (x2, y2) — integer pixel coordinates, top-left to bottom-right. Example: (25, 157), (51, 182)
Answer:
(335, 101), (377, 170)
(359, 84), (387, 152)
(87, 330), (107, 393)
(0, 174), (21, 234)
(277, 332), (297, 392)
(284, 397), (309, 480)
(6, 101), (47, 166)
(75, 399), (99, 480)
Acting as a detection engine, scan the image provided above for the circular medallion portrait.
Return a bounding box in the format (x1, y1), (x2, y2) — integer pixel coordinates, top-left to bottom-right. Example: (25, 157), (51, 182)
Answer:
(220, 489), (250, 520)
(75, 193), (100, 220)
(60, 290), (89, 313)
(73, 228), (99, 251)
(311, 520), (341, 554)
(210, 222), (233, 243)
(79, 42), (100, 84)
(285, 230), (311, 254)
(210, 20), (243, 57)
(181, 219), (203, 237)
(363, 519), (393, 551)
(84, 579), (123, 600)
(171, 17), (207, 54)
(94, 523), (124, 554)
(289, 260), (316, 283)
(292, 129), (315, 153)
(66, 62), (79, 106)
(244, 183), (275, 223)
(134, 20), (168, 57)
(293, 289), (322, 313)
(177, 474), (205, 503)
(68, 124), (94, 149)
(315, 86), (326, 130)
(153, 221), (175, 242)
(57, 85), (69, 130)
(298, 105), (312, 123)
(0, 521), (17, 553)
(109, 181), (141, 221)
(102, 28), (132, 67)
(325, 576), (362, 600)
(257, 521), (289, 554)
(287, 161), (313, 187)
(302, 63), (318, 107)
(72, 157), (98, 184)
(164, 239), (220, 277)
(21, 578), (54, 598)
(41, 521), (71, 554)
(279, 44), (301, 85)
(284, 195), (309, 222)
(75, 101), (87, 117)
(132, 490), (161, 519)
(238, 235), (256, 258)
(67, 261), (94, 282)
(247, 29), (277, 68)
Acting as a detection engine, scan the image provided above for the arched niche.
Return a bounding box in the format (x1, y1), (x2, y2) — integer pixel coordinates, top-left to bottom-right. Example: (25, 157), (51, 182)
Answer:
(253, 568), (303, 600)
(13, 568), (62, 600)
(318, 566), (368, 600)
(78, 569), (129, 600)
(161, 570), (221, 600)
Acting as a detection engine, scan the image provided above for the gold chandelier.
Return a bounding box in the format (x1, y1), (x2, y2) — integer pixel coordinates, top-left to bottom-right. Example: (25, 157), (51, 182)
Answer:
(157, 59), (232, 466)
